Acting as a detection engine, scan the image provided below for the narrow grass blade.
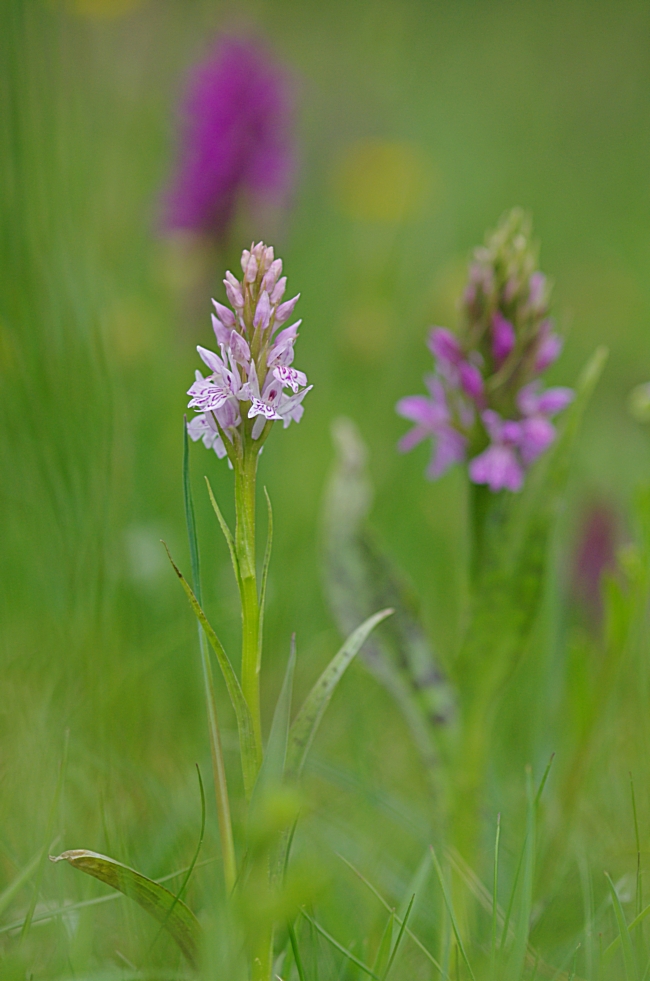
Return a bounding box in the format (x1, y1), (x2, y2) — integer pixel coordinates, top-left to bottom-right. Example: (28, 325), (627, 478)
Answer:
(604, 901), (650, 961)
(183, 426), (236, 889)
(506, 767), (535, 981)
(490, 814), (501, 981)
(371, 910), (394, 978)
(579, 854), (595, 981)
(21, 731), (68, 942)
(631, 775), (643, 917)
(535, 754), (555, 807)
(258, 487), (273, 672)
(337, 852), (445, 977)
(288, 918), (307, 981)
(0, 848), (43, 919)
(149, 764), (205, 956)
(50, 850), (202, 968)
(300, 908), (382, 980)
(430, 845), (476, 981)
(605, 872), (638, 981)
(286, 609), (393, 780)
(383, 894), (414, 980)
(205, 475), (240, 589)
(163, 542), (261, 797)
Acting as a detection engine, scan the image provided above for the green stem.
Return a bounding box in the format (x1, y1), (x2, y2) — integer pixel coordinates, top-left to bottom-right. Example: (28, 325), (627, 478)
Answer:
(235, 444), (262, 754)
(469, 481), (492, 585)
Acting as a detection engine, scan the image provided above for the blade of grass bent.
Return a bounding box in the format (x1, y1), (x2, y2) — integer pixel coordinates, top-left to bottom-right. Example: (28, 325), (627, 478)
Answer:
(20, 731), (67, 942)
(286, 609), (393, 780)
(371, 910), (394, 978)
(182, 427), (236, 889)
(383, 895), (415, 980)
(506, 767), (535, 981)
(337, 852), (445, 977)
(430, 845), (476, 981)
(300, 908), (382, 980)
(50, 850), (202, 968)
(490, 814), (501, 981)
(164, 541), (261, 798)
(149, 764), (206, 957)
(0, 857), (218, 936)
(605, 872), (638, 981)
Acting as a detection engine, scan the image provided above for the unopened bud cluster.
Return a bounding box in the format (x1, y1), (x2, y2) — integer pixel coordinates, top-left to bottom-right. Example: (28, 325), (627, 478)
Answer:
(187, 242), (311, 461)
(397, 210), (573, 492)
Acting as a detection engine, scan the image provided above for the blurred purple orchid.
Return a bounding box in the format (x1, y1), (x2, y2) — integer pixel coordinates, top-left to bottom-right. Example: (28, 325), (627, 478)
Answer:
(397, 210), (573, 492)
(165, 36), (295, 244)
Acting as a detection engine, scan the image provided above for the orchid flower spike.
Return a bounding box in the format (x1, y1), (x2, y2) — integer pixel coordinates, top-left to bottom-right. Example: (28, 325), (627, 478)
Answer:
(187, 243), (311, 464)
(397, 209), (573, 492)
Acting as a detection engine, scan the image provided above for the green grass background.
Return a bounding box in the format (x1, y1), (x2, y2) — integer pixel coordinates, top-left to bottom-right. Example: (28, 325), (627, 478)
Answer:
(3, 0), (650, 974)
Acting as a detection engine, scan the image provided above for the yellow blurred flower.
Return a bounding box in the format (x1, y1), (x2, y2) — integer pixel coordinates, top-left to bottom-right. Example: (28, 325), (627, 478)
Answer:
(333, 139), (438, 223)
(339, 301), (393, 361)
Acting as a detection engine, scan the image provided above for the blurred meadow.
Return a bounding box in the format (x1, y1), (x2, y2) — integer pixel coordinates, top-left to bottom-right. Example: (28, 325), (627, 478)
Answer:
(4, 0), (650, 976)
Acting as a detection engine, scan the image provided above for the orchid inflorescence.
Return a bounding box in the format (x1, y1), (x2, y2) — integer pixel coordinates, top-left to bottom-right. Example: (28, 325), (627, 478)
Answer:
(187, 241), (311, 462)
(165, 37), (294, 244)
(397, 209), (574, 492)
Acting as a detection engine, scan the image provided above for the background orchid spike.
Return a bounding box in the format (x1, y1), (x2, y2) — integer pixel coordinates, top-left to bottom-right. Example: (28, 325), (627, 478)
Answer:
(164, 36), (295, 244)
(397, 209), (574, 492)
(187, 242), (311, 463)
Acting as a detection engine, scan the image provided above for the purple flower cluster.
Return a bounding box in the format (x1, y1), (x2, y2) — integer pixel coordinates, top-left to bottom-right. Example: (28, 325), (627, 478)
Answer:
(187, 242), (311, 460)
(397, 210), (573, 492)
(165, 36), (295, 243)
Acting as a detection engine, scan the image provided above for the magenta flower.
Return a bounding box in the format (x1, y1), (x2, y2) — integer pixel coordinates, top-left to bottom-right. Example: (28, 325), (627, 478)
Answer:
(164, 36), (295, 243)
(469, 412), (525, 493)
(491, 311), (515, 367)
(397, 210), (574, 492)
(396, 377), (468, 479)
(187, 242), (311, 460)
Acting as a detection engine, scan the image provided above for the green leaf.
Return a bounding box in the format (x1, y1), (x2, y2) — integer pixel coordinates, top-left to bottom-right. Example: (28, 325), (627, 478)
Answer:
(457, 347), (608, 702)
(205, 475), (241, 590)
(50, 849), (202, 968)
(285, 608), (393, 781)
(163, 542), (261, 797)
(322, 419), (455, 779)
(605, 871), (638, 981)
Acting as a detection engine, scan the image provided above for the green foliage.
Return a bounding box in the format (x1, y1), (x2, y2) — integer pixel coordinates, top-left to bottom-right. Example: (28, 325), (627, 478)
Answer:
(49, 849), (202, 968)
(323, 417), (455, 782)
(285, 608), (394, 781)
